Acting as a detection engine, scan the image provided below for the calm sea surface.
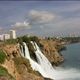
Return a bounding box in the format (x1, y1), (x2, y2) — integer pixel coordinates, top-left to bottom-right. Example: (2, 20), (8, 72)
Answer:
(59, 43), (80, 80)
(61, 43), (80, 69)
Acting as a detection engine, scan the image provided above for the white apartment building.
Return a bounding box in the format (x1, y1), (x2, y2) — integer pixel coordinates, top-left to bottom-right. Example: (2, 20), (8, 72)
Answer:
(10, 30), (16, 39)
(0, 35), (4, 41)
(0, 30), (17, 41)
(3, 34), (10, 40)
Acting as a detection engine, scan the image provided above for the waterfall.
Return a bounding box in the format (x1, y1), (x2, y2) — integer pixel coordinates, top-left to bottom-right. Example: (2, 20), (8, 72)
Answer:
(21, 42), (47, 76)
(22, 42), (30, 59)
(31, 41), (56, 78)
(20, 41), (80, 80)
(20, 45), (25, 57)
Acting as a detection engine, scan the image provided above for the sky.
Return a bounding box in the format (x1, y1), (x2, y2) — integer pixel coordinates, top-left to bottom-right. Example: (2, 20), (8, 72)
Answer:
(0, 1), (80, 37)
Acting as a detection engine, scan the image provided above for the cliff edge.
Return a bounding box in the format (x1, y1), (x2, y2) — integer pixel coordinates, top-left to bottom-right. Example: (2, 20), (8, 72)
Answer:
(0, 38), (64, 80)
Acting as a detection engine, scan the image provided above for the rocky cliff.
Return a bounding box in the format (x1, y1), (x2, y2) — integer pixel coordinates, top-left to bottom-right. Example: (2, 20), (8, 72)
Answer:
(0, 43), (44, 80)
(39, 39), (64, 66)
(0, 38), (64, 80)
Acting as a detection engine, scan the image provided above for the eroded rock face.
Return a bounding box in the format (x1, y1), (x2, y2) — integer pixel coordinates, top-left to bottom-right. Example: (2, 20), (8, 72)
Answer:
(20, 71), (44, 80)
(2, 59), (21, 80)
(0, 77), (8, 80)
(0, 38), (64, 80)
(39, 39), (64, 65)
(1, 44), (21, 58)
(0, 44), (44, 80)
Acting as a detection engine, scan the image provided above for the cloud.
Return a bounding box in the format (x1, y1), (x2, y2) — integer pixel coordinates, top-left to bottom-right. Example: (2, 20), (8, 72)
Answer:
(12, 21), (31, 30)
(29, 10), (56, 24)
(5, 4), (80, 36)
(56, 17), (80, 28)
(34, 12), (80, 36)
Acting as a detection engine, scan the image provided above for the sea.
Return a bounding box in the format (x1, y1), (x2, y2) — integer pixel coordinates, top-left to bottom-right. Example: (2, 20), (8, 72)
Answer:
(59, 43), (80, 80)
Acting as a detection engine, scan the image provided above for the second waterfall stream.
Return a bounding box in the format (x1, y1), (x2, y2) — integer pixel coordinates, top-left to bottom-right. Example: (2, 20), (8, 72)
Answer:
(20, 41), (80, 80)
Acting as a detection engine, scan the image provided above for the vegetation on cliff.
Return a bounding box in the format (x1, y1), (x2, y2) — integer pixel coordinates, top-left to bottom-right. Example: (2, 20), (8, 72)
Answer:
(3, 39), (17, 45)
(59, 37), (80, 44)
(17, 35), (39, 62)
(0, 66), (15, 80)
(0, 49), (6, 64)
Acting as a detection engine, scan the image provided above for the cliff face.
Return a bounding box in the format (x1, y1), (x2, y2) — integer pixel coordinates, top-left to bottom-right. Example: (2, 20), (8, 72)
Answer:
(39, 39), (64, 65)
(0, 39), (64, 80)
(0, 44), (44, 80)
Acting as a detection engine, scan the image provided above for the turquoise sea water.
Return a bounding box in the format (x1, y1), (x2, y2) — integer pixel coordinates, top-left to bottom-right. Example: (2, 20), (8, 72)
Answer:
(61, 43), (80, 69)
(60, 43), (80, 80)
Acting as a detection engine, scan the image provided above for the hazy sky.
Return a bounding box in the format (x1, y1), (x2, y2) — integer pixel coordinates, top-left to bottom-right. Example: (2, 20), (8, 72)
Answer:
(0, 1), (80, 37)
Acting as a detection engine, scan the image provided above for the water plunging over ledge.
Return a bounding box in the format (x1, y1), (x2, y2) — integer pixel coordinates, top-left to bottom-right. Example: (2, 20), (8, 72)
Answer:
(20, 41), (80, 80)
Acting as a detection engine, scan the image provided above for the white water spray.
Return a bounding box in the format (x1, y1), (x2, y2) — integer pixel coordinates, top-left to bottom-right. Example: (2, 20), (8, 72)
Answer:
(20, 45), (25, 57)
(21, 42), (80, 80)
(21, 42), (49, 76)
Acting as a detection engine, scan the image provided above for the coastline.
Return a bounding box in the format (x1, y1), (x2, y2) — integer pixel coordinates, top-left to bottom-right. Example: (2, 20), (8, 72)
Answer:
(0, 37), (65, 80)
(1, 36), (80, 80)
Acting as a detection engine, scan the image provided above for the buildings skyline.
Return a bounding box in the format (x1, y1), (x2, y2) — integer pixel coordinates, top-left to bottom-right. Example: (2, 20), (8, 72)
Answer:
(0, 30), (16, 41)
(10, 30), (16, 39)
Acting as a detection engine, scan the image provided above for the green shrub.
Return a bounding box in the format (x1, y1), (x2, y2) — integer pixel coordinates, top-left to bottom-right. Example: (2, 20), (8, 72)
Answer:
(17, 35), (39, 44)
(18, 36), (30, 43)
(0, 66), (8, 76)
(29, 36), (39, 42)
(4, 39), (17, 45)
(0, 49), (6, 64)
(0, 66), (15, 80)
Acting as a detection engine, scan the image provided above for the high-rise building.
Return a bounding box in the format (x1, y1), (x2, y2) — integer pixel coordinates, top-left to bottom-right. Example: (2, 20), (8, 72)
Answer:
(3, 34), (10, 40)
(10, 30), (16, 39)
(0, 35), (4, 41)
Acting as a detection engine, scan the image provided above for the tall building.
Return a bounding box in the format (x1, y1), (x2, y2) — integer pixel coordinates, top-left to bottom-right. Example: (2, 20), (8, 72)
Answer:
(10, 30), (16, 39)
(3, 34), (10, 40)
(0, 35), (4, 41)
